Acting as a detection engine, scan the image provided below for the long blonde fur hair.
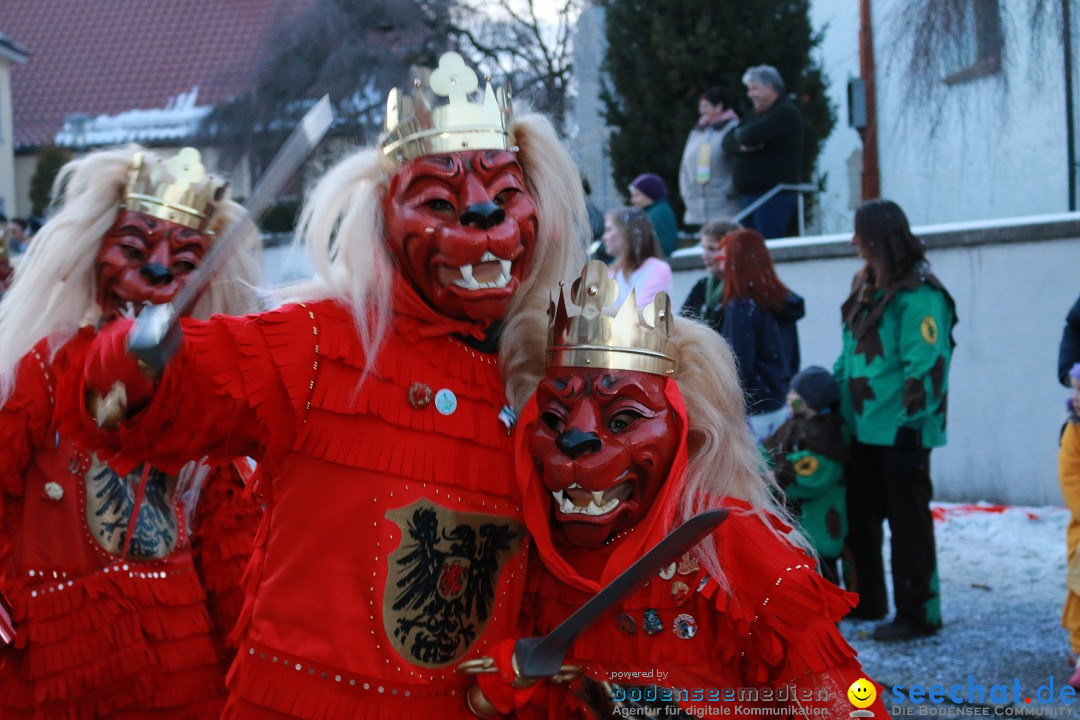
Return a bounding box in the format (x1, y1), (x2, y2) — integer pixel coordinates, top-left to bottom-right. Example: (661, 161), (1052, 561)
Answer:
(0, 144), (263, 406)
(286, 111), (588, 401)
(669, 316), (812, 583)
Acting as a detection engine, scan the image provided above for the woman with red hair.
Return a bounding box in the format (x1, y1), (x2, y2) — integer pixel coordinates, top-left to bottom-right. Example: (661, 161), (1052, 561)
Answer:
(718, 229), (804, 440)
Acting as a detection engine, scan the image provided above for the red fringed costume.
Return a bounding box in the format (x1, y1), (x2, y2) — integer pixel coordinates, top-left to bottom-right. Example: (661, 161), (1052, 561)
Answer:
(67, 282), (530, 719)
(0, 334), (260, 719)
(477, 378), (890, 718)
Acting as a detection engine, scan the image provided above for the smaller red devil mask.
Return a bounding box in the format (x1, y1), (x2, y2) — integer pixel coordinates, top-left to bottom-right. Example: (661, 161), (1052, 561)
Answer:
(528, 367), (679, 548)
(381, 150), (538, 324)
(94, 211), (212, 321)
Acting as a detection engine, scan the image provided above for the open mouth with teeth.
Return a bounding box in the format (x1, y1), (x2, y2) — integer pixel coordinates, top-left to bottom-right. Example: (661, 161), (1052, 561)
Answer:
(436, 251), (514, 291)
(107, 294), (159, 320)
(550, 478), (635, 521)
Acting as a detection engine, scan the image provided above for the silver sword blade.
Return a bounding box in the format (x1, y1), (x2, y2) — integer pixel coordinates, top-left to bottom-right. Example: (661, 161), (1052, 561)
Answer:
(514, 508), (729, 679)
(128, 95), (334, 371)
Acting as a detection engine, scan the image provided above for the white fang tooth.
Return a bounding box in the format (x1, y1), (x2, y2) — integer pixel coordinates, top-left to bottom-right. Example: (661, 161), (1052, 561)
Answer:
(499, 259), (512, 277)
(567, 482), (581, 489)
(560, 494), (576, 514)
(480, 251), (497, 262)
(454, 264), (480, 291)
(591, 491), (604, 507)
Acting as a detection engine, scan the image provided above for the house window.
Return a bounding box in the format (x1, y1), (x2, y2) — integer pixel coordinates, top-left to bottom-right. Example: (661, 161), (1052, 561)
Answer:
(944, 0), (1003, 85)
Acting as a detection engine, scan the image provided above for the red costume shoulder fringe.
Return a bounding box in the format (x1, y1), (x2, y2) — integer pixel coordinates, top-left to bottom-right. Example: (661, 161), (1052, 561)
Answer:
(698, 506), (859, 684)
(0, 564), (225, 718)
(190, 459), (262, 666)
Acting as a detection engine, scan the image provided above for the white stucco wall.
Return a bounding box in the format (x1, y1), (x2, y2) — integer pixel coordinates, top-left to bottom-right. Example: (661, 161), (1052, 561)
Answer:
(806, 3), (863, 234)
(0, 60), (18, 216)
(810, 2), (1076, 232)
(570, 5), (617, 213)
(672, 215), (1080, 506)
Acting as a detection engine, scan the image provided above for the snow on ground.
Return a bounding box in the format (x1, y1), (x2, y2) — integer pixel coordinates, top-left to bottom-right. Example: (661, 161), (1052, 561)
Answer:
(842, 502), (1078, 712)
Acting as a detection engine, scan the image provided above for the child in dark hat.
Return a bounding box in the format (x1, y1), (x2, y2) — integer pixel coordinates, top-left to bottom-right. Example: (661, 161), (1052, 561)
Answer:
(764, 366), (851, 585)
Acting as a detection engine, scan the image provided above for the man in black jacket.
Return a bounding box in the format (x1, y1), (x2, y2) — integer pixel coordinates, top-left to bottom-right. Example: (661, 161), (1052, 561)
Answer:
(723, 65), (803, 239)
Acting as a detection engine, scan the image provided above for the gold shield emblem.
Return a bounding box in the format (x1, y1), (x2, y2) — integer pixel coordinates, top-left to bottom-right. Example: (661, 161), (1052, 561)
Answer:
(384, 498), (524, 668)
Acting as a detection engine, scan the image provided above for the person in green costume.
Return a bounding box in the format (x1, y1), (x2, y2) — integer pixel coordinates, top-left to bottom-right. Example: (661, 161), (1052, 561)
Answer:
(765, 365), (850, 587)
(835, 199), (956, 642)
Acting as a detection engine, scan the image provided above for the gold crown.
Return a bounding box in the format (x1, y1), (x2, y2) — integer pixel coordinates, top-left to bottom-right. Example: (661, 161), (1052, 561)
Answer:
(123, 147), (228, 233)
(379, 51), (514, 170)
(547, 261), (679, 377)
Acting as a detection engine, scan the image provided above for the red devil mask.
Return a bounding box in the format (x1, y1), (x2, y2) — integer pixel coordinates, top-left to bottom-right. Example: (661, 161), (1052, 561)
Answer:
(528, 368), (680, 548)
(94, 210), (212, 321)
(381, 150), (538, 325)
(517, 368), (690, 593)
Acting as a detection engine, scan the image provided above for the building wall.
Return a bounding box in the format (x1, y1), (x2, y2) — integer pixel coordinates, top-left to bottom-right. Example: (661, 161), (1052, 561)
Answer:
(671, 214), (1080, 506)
(809, 1), (1077, 233)
(805, 4), (863, 233)
(0, 60), (17, 216)
(570, 5), (618, 213)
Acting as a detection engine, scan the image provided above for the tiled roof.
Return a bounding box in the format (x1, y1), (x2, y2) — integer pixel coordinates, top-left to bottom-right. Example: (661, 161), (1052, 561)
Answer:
(0, 0), (312, 149)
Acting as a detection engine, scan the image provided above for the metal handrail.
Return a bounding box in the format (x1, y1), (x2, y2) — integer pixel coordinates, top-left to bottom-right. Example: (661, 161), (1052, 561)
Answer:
(732, 182), (818, 236)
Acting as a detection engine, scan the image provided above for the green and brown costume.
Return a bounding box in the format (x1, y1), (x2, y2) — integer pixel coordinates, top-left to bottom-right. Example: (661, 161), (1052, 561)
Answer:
(834, 264), (955, 627)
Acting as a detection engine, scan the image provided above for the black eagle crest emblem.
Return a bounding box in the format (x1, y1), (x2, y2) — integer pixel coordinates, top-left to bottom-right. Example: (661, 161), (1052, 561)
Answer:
(85, 455), (179, 559)
(385, 499), (524, 667)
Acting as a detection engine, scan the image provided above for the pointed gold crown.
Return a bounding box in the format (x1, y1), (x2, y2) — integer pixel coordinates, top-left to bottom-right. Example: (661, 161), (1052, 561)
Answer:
(123, 147), (228, 233)
(379, 51), (514, 170)
(548, 260), (679, 377)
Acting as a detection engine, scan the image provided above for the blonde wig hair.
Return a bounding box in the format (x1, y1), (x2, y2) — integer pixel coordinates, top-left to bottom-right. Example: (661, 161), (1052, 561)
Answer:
(287, 111), (588, 403)
(0, 144), (262, 406)
(669, 316), (812, 583)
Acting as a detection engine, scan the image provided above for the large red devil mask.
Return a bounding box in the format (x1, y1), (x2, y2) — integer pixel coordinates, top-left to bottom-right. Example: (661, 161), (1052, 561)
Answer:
(382, 150), (539, 325)
(527, 367), (679, 548)
(94, 210), (212, 321)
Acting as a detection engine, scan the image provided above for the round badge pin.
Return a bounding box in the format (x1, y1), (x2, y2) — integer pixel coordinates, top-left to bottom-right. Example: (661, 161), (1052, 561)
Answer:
(672, 613), (698, 639)
(434, 388), (458, 416)
(408, 383), (433, 410)
(659, 562), (677, 581)
(642, 609), (664, 635)
(615, 612), (637, 636)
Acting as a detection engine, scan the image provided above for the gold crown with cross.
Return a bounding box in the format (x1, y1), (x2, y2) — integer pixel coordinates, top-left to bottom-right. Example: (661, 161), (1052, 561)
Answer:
(547, 260), (679, 377)
(123, 147), (228, 234)
(379, 51), (515, 171)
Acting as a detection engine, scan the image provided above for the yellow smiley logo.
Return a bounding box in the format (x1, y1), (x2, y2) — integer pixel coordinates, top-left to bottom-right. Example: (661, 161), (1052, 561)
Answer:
(848, 677), (877, 709)
(920, 316), (938, 344)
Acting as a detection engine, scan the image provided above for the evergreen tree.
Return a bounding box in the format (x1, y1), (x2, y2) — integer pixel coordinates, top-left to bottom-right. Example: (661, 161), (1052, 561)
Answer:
(601, 0), (834, 224)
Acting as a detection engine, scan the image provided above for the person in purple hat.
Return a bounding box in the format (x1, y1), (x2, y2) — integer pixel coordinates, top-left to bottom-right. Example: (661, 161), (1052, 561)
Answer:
(629, 172), (679, 256)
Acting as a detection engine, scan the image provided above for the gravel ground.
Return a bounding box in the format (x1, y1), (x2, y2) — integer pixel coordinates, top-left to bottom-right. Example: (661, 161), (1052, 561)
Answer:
(839, 503), (1078, 715)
